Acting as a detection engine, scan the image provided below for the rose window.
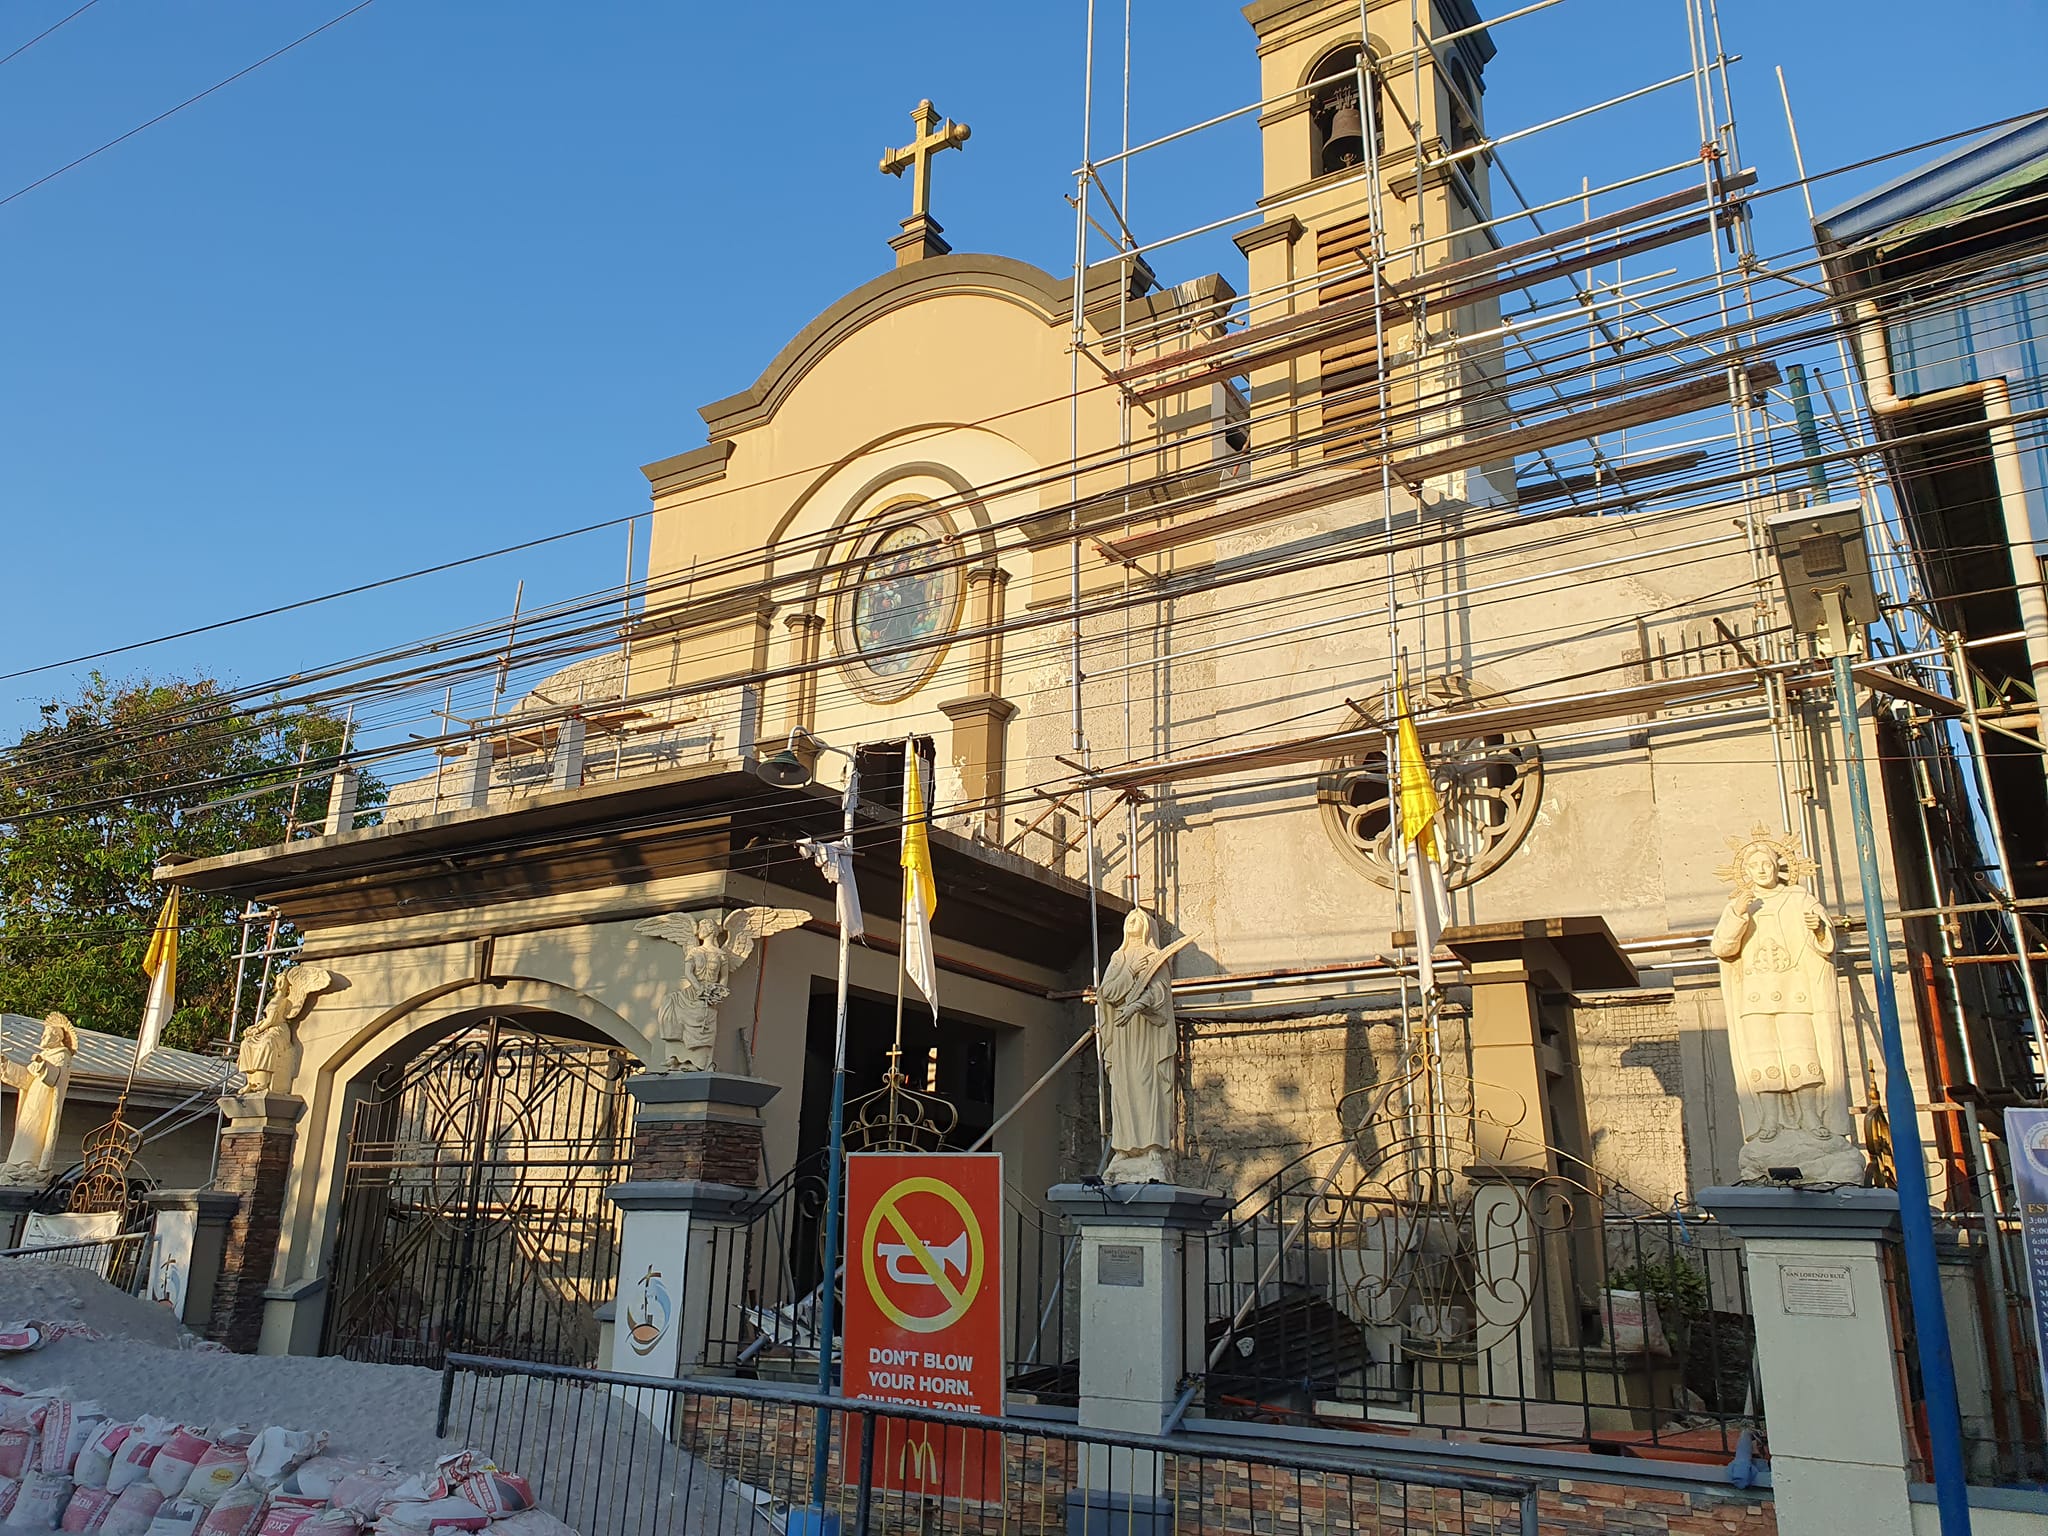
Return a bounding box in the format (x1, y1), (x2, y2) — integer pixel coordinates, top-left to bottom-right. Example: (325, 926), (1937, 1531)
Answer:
(1317, 672), (1542, 889)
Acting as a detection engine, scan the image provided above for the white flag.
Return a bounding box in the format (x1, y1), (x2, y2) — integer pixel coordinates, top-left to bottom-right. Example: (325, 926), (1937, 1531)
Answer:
(797, 835), (864, 942)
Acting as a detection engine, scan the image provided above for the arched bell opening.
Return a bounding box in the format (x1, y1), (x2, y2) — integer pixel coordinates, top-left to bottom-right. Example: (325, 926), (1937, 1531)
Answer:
(1309, 45), (1383, 177)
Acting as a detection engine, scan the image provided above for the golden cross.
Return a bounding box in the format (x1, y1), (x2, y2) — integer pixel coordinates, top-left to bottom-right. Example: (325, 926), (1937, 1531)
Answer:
(879, 98), (971, 223)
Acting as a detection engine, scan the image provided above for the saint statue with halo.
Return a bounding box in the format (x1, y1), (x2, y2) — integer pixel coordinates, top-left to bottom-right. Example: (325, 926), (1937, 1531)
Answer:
(1710, 826), (1865, 1184)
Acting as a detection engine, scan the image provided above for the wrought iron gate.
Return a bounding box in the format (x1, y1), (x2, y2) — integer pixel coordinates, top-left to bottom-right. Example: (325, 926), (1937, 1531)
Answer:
(321, 1018), (636, 1368)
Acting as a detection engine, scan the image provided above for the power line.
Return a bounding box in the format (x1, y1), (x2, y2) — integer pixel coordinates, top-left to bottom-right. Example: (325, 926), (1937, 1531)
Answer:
(0, 0), (101, 70)
(0, 0), (378, 214)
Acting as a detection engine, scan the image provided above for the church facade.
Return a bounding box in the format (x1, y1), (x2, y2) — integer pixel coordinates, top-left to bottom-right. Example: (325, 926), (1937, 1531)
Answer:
(163, 0), (1995, 1371)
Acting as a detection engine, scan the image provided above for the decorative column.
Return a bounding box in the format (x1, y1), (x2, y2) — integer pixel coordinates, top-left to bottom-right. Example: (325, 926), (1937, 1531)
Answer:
(607, 1073), (778, 1386)
(942, 564), (1014, 841)
(142, 1189), (239, 1332)
(1048, 1182), (1229, 1531)
(1699, 1186), (1915, 1536)
(208, 1093), (306, 1353)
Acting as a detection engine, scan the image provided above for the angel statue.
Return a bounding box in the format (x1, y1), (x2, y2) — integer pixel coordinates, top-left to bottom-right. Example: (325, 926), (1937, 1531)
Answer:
(238, 966), (342, 1095)
(1711, 826), (1864, 1184)
(636, 907), (811, 1072)
(0, 1014), (79, 1187)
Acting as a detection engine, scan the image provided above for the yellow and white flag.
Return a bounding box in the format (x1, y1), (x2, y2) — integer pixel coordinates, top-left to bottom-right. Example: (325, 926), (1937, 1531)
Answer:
(137, 888), (180, 1060)
(900, 742), (939, 1016)
(1395, 688), (1450, 993)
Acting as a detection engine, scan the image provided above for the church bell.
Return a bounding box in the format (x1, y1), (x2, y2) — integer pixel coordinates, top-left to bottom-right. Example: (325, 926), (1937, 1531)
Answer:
(1322, 86), (1365, 171)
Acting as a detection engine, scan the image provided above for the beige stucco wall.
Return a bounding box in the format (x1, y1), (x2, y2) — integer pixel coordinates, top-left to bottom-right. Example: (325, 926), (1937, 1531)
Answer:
(257, 864), (1078, 1353)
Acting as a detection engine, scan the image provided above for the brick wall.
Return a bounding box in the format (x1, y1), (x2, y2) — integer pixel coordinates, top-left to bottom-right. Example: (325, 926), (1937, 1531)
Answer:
(665, 1392), (1776, 1536)
(207, 1125), (295, 1352)
(630, 1117), (763, 1187)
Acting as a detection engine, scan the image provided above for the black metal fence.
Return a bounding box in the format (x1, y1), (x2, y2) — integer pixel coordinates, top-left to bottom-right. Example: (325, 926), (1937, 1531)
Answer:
(707, 1166), (1084, 1401)
(438, 1353), (1540, 1536)
(1198, 1163), (1759, 1454)
(0, 1232), (151, 1294)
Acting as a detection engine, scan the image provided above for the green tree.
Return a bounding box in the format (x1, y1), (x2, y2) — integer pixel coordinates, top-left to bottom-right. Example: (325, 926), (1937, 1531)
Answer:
(0, 674), (382, 1052)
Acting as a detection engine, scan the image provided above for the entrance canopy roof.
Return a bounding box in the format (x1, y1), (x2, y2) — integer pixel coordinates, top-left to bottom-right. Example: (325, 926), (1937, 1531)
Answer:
(159, 758), (1128, 976)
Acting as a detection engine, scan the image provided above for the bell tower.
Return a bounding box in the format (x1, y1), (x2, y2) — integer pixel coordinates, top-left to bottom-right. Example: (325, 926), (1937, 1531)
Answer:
(1234, 0), (1500, 481)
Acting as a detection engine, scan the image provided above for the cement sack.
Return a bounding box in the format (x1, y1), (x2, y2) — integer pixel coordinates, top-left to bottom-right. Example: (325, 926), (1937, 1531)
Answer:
(7, 1475), (72, 1531)
(0, 1434), (37, 1483)
(440, 1472), (524, 1521)
(269, 1462), (355, 1507)
(58, 1490), (113, 1535)
(96, 1486), (163, 1536)
(319, 1471), (398, 1521)
(106, 1422), (176, 1495)
(0, 1480), (22, 1521)
(72, 1428), (130, 1494)
(243, 1432), (323, 1495)
(176, 1449), (244, 1515)
(293, 1516), (355, 1536)
(42, 1406), (106, 1479)
(146, 1438), (209, 1501)
(193, 1486), (261, 1536)
(1601, 1289), (1672, 1357)
(141, 1503), (203, 1536)
(253, 1503), (322, 1536)
(372, 1501), (488, 1536)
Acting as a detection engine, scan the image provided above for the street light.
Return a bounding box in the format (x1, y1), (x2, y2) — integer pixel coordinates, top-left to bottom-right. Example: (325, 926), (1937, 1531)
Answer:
(756, 727), (859, 1532)
(1766, 499), (1972, 1536)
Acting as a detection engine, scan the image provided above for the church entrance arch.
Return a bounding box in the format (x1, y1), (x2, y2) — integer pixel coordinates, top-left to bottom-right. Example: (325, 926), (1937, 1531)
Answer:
(319, 1011), (638, 1369)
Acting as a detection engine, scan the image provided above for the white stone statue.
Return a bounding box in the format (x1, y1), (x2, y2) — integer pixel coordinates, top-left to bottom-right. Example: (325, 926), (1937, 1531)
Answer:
(1711, 827), (1865, 1184)
(0, 1014), (79, 1187)
(238, 966), (339, 1095)
(636, 907), (811, 1071)
(1096, 909), (1193, 1185)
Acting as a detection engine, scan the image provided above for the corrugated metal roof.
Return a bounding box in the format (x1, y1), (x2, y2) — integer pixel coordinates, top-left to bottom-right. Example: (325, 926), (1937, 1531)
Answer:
(1816, 110), (2048, 255)
(0, 1015), (241, 1093)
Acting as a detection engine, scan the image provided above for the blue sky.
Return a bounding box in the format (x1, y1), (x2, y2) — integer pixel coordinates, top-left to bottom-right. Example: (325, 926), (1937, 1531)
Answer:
(0, 0), (2042, 745)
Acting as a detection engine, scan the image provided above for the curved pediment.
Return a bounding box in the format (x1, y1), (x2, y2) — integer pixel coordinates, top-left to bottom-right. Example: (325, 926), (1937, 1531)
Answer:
(696, 253), (1072, 439)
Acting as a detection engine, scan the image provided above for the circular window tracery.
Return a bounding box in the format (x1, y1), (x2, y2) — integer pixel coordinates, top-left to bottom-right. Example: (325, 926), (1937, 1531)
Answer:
(1317, 673), (1542, 889)
(834, 505), (963, 702)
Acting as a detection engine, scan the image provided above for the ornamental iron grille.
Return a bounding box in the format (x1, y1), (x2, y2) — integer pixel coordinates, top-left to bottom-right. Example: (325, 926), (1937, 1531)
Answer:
(1317, 672), (1542, 889)
(321, 1018), (636, 1369)
(1200, 1011), (1757, 1448)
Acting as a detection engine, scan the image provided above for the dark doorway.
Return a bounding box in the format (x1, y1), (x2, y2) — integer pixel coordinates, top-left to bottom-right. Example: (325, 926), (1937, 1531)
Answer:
(789, 984), (998, 1292)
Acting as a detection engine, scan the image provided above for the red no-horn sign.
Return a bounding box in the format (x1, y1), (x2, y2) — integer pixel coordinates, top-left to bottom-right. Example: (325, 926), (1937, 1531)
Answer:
(841, 1153), (1004, 1501)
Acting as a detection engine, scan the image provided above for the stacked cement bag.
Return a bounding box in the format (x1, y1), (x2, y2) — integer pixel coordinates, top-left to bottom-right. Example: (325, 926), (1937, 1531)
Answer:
(0, 1391), (533, 1536)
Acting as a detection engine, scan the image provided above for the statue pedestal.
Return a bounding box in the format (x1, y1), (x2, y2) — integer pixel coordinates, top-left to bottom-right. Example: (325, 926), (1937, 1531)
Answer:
(1049, 1182), (1229, 1532)
(606, 1074), (779, 1400)
(1700, 1186), (1911, 1536)
(628, 1072), (778, 1187)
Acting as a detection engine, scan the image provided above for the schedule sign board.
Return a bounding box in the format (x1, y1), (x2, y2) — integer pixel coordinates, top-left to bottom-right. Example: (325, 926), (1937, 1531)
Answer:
(2003, 1109), (2048, 1423)
(841, 1153), (1004, 1501)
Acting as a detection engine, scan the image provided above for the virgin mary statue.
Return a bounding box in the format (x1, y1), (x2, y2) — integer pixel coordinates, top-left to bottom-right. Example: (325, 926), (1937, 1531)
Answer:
(0, 1014), (79, 1186)
(1097, 910), (1190, 1185)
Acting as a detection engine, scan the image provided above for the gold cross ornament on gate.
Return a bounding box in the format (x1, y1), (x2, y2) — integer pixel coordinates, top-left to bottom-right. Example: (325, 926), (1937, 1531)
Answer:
(879, 99), (970, 223)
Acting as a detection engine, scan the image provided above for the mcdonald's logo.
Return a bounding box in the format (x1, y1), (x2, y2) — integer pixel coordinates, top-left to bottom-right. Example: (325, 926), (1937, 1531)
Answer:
(898, 1432), (940, 1487)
